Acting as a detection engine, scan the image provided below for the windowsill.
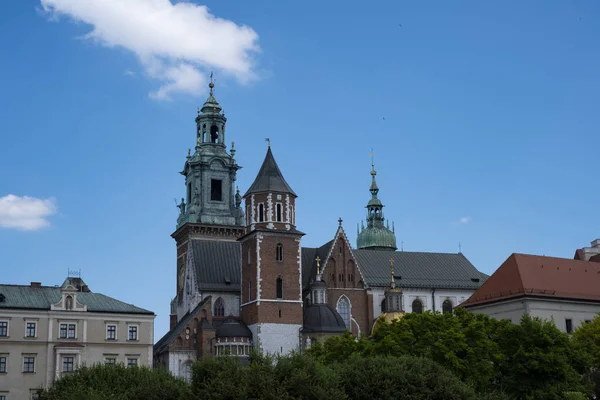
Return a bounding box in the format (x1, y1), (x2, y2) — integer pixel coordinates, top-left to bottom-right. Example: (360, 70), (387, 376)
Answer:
(127, 339), (139, 342)
(105, 338), (117, 341)
(58, 338), (78, 340)
(0, 336), (9, 339)
(0, 371), (6, 374)
(23, 337), (37, 340)
(22, 371), (36, 374)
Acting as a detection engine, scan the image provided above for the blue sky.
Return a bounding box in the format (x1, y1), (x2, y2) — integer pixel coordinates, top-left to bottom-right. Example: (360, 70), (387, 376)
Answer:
(1, 0), (599, 339)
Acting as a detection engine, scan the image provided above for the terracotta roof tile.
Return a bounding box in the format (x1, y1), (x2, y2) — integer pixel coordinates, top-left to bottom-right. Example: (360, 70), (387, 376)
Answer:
(462, 253), (600, 307)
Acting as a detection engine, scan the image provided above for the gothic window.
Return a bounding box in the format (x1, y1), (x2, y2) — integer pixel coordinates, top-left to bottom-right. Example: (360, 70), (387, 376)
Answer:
(247, 247), (251, 265)
(276, 277), (283, 299)
(258, 204), (264, 222)
(276, 243), (283, 262)
(337, 296), (351, 329)
(211, 179), (222, 201)
(276, 203), (282, 222)
(247, 280), (251, 302)
(412, 299), (423, 314)
(442, 300), (453, 314)
(210, 125), (219, 143)
(214, 297), (225, 317)
(187, 183), (192, 204)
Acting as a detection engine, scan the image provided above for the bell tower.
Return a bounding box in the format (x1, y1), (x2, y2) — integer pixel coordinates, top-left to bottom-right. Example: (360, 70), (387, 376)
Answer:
(239, 143), (304, 356)
(172, 75), (245, 306)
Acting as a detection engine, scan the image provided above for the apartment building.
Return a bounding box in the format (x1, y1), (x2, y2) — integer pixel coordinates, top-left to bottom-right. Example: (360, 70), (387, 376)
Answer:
(0, 276), (155, 400)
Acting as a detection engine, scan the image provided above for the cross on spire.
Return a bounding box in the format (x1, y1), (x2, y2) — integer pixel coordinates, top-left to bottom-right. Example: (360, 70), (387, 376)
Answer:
(209, 71), (214, 94)
(265, 138), (271, 147)
(315, 256), (321, 276)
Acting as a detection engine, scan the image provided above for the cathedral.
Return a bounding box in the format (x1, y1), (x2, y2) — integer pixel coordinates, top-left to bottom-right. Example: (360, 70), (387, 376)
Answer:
(153, 80), (488, 378)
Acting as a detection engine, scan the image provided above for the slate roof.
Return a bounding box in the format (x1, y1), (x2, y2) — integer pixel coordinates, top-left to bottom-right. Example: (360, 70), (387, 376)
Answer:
(191, 240), (241, 292)
(244, 147), (296, 197)
(154, 297), (210, 354)
(0, 285), (153, 314)
(462, 253), (600, 308)
(302, 304), (346, 333)
(302, 240), (334, 290)
(353, 250), (488, 289)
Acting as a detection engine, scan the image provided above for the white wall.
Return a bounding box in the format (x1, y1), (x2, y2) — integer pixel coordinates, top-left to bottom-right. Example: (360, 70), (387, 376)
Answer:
(466, 297), (600, 333)
(247, 323), (301, 356)
(369, 287), (476, 319)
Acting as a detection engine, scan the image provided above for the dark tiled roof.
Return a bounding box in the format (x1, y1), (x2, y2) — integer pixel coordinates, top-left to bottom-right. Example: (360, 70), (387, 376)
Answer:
(463, 253), (600, 307)
(154, 297), (211, 353)
(216, 317), (252, 338)
(302, 240), (334, 290)
(302, 304), (346, 333)
(191, 240), (241, 292)
(0, 285), (153, 314)
(244, 147), (296, 197)
(353, 250), (488, 289)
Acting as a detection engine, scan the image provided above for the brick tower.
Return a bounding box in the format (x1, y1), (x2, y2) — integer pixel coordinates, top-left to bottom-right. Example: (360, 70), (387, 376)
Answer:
(239, 143), (304, 355)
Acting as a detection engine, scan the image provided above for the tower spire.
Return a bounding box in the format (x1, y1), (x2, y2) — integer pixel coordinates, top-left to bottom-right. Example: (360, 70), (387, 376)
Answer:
(209, 71), (214, 95)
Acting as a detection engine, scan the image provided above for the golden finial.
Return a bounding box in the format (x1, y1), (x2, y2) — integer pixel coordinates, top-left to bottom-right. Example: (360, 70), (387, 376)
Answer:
(370, 148), (376, 176)
(209, 71), (214, 93)
(389, 257), (395, 286)
(187, 148), (191, 156)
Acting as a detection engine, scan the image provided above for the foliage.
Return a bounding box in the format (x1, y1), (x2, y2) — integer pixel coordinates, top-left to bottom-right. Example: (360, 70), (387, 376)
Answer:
(191, 351), (346, 400)
(37, 363), (192, 400)
(563, 392), (589, 400)
(572, 314), (600, 398)
(333, 354), (478, 400)
(311, 309), (595, 399)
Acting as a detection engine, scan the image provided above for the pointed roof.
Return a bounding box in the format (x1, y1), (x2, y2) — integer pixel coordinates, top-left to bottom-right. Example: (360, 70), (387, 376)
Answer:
(462, 253), (600, 308)
(244, 147), (296, 197)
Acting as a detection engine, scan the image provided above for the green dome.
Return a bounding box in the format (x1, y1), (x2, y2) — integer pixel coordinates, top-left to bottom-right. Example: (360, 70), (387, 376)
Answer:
(357, 225), (397, 250)
(356, 161), (397, 251)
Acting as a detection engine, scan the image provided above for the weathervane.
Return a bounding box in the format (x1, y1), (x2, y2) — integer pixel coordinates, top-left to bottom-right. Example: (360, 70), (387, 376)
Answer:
(265, 138), (271, 147)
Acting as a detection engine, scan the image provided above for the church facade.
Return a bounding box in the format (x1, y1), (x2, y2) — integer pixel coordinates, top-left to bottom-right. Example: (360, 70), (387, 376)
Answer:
(153, 80), (488, 378)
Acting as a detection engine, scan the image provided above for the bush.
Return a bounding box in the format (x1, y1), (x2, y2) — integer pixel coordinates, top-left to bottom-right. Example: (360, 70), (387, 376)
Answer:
(334, 354), (478, 400)
(37, 363), (191, 400)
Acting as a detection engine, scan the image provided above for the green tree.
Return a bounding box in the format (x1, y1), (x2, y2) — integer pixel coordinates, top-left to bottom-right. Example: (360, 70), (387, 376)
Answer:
(334, 354), (478, 400)
(37, 364), (192, 400)
(307, 332), (371, 364)
(494, 315), (591, 400)
(572, 315), (600, 397)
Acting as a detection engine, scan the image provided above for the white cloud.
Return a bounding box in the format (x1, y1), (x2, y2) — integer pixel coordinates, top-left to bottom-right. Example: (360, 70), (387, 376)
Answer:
(0, 195), (57, 231)
(40, 0), (260, 100)
(460, 217), (471, 224)
(123, 69), (136, 77)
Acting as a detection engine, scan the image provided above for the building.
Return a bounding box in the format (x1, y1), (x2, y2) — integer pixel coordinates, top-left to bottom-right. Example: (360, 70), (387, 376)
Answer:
(154, 78), (488, 377)
(574, 238), (600, 262)
(0, 277), (155, 400)
(461, 252), (600, 333)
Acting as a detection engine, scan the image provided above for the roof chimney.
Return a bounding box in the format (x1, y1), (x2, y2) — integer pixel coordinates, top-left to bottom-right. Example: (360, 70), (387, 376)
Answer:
(591, 239), (600, 248)
(30, 282), (41, 288)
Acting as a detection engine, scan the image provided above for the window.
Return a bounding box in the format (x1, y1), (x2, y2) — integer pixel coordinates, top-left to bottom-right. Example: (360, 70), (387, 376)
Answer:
(210, 125), (219, 143)
(30, 391), (40, 400)
(380, 299), (386, 313)
(105, 358), (116, 365)
(442, 300), (453, 314)
(349, 274), (354, 282)
(412, 299), (423, 314)
(258, 204), (264, 222)
(276, 203), (282, 222)
(23, 356), (35, 373)
(276, 277), (283, 299)
(106, 325), (117, 340)
(182, 360), (192, 383)
(214, 297), (225, 317)
(0, 321), (7, 337)
(127, 358), (138, 368)
(247, 247), (251, 265)
(0, 395), (5, 400)
(26, 322), (36, 338)
(337, 296), (351, 329)
(187, 183), (192, 204)
(62, 356), (74, 373)
(585, 320), (592, 324)
(210, 179), (222, 201)
(128, 326), (138, 341)
(566, 319), (573, 334)
(0, 356), (6, 373)
(276, 243), (283, 261)
(59, 323), (76, 339)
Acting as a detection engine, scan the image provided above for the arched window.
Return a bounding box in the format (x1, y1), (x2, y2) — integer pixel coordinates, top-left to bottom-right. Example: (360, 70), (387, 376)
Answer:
(276, 203), (282, 222)
(65, 295), (73, 310)
(214, 297), (225, 317)
(442, 299), (453, 314)
(276, 277), (283, 299)
(380, 299), (386, 313)
(412, 299), (423, 314)
(337, 296), (351, 329)
(210, 125), (219, 143)
(258, 204), (264, 222)
(276, 243), (283, 261)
